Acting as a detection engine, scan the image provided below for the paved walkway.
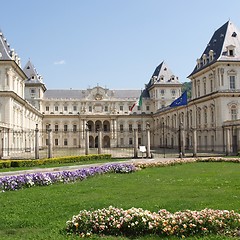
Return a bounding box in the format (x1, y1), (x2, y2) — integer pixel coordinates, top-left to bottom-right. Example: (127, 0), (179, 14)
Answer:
(0, 157), (179, 178)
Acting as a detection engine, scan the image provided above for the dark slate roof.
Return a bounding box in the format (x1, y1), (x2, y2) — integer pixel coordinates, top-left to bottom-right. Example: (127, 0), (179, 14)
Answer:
(0, 31), (12, 60)
(43, 89), (146, 100)
(23, 60), (44, 84)
(189, 21), (240, 77)
(0, 31), (22, 68)
(146, 61), (181, 89)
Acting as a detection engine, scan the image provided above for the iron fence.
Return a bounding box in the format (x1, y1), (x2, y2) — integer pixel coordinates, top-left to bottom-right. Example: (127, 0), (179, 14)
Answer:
(0, 126), (237, 160)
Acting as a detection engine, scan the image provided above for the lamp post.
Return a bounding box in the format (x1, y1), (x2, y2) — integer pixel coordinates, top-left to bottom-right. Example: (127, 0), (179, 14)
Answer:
(35, 124), (39, 159)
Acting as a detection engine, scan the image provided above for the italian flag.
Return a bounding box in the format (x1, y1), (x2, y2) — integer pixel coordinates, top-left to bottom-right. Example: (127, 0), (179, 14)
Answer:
(130, 94), (142, 111)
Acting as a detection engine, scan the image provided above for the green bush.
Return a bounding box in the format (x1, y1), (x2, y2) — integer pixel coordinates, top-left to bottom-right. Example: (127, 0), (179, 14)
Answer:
(9, 154), (111, 168)
(0, 160), (11, 169)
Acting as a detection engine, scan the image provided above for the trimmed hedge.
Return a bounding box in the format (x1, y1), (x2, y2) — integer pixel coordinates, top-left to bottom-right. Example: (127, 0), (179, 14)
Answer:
(0, 160), (11, 169)
(0, 154), (111, 169)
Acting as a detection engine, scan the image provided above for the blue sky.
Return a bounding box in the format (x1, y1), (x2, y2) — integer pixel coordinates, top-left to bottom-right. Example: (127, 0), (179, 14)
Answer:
(1, 0), (240, 90)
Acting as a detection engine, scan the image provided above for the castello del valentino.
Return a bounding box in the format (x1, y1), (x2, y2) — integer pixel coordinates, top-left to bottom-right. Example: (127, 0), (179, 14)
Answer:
(0, 20), (240, 158)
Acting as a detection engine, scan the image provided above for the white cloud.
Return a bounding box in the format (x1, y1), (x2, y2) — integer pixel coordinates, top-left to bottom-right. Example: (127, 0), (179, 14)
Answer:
(54, 60), (66, 65)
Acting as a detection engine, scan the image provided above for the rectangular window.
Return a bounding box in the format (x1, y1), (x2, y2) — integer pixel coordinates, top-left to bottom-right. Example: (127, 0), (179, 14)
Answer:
(120, 124), (124, 132)
(138, 138), (141, 145)
(46, 139), (49, 145)
(89, 106), (92, 112)
(203, 82), (206, 95)
(46, 124), (50, 131)
(230, 76), (236, 90)
(73, 138), (77, 146)
(231, 108), (237, 120)
(210, 80), (213, 92)
(221, 74), (224, 86)
(64, 124), (68, 132)
(103, 124), (108, 132)
(138, 124), (141, 132)
(146, 105), (150, 111)
(105, 106), (108, 111)
(73, 106), (77, 111)
(64, 106), (68, 111)
(204, 136), (208, 150)
(198, 136), (201, 150)
(30, 89), (36, 94)
(171, 89), (176, 96)
(64, 139), (68, 146)
(120, 138), (124, 146)
(55, 124), (58, 132)
(129, 124), (132, 132)
(129, 138), (133, 145)
(120, 106), (123, 111)
(204, 109), (207, 124)
(55, 106), (58, 111)
(137, 106), (141, 111)
(46, 106), (49, 111)
(55, 139), (58, 146)
(197, 84), (200, 97)
(73, 124), (77, 132)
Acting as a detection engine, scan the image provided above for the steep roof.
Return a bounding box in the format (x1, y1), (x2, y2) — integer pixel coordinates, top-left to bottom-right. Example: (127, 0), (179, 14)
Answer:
(146, 61), (181, 89)
(189, 21), (240, 77)
(23, 60), (44, 84)
(0, 31), (21, 66)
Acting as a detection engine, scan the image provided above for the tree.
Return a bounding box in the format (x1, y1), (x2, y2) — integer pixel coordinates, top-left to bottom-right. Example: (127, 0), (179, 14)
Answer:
(182, 81), (192, 99)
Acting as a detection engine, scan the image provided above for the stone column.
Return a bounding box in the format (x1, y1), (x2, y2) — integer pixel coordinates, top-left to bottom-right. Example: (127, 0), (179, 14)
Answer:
(146, 123), (151, 158)
(134, 129), (138, 158)
(192, 128), (197, 157)
(35, 124), (39, 159)
(180, 122), (185, 157)
(226, 127), (231, 156)
(113, 119), (117, 139)
(111, 119), (114, 139)
(85, 124), (89, 155)
(178, 122), (185, 158)
(47, 126), (53, 159)
(98, 129), (102, 154)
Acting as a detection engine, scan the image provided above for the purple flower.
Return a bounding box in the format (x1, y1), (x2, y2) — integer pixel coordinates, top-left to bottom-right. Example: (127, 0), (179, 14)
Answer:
(0, 163), (136, 192)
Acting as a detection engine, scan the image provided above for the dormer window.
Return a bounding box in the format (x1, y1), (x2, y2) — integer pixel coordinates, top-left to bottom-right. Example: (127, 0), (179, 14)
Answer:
(227, 45), (235, 57)
(202, 54), (207, 65)
(197, 59), (201, 69)
(209, 50), (214, 62)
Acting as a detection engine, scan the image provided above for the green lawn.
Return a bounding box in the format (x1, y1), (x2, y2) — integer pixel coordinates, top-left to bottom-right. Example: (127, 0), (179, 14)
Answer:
(0, 162), (240, 239)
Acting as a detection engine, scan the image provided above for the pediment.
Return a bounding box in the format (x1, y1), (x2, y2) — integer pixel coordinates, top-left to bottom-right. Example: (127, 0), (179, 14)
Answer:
(85, 86), (110, 100)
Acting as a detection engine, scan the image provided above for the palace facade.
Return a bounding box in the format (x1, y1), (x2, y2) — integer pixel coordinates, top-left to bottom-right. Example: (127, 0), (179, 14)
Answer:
(0, 20), (240, 158)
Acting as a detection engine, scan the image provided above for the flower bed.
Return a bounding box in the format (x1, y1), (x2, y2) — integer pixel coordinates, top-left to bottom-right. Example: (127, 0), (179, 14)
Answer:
(133, 157), (240, 169)
(0, 163), (135, 192)
(65, 206), (240, 238)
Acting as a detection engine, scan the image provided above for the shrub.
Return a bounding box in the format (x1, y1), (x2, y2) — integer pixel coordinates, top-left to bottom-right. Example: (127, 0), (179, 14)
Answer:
(0, 160), (11, 169)
(9, 154), (111, 168)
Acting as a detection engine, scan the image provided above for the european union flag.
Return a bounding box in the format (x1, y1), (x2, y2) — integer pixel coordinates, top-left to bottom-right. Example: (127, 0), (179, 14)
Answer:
(170, 91), (188, 107)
